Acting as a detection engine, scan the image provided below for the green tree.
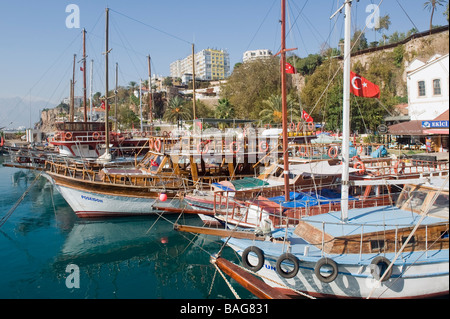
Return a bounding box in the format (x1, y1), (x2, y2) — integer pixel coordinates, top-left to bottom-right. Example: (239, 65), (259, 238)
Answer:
(375, 14), (391, 44)
(215, 98), (234, 119)
(221, 58), (285, 119)
(117, 105), (139, 130)
(258, 94), (299, 124)
(163, 96), (192, 123)
(424, 0), (446, 31)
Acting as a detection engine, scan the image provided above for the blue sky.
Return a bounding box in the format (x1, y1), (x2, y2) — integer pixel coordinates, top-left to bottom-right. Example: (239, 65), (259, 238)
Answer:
(0, 0), (448, 128)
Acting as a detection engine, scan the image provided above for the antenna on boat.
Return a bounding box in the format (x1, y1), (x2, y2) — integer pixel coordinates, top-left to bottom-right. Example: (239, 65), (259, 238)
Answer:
(331, 0), (352, 222)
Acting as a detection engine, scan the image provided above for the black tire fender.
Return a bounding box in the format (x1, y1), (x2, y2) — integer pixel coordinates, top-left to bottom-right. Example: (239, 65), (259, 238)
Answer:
(314, 257), (338, 283)
(242, 246), (264, 272)
(276, 253), (300, 279)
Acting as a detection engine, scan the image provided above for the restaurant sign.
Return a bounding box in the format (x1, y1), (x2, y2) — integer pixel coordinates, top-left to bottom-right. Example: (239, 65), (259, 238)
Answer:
(421, 120), (449, 128)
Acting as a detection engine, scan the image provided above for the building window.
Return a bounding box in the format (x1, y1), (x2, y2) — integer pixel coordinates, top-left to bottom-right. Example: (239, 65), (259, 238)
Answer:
(433, 79), (441, 95)
(418, 81), (426, 96)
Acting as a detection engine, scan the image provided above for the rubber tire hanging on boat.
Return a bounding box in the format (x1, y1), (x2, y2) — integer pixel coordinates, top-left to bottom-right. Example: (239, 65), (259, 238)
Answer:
(314, 257), (338, 283)
(242, 246), (265, 272)
(370, 256), (392, 282)
(276, 253), (300, 279)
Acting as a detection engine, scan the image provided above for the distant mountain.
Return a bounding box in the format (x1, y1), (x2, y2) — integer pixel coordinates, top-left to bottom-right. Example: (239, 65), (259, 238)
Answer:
(0, 96), (56, 130)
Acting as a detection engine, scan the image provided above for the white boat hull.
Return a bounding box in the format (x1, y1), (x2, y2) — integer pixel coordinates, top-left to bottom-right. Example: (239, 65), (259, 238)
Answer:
(54, 184), (173, 217)
(228, 242), (449, 299)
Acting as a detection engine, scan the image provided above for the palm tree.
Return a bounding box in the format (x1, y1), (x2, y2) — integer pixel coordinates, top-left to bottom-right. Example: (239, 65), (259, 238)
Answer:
(424, 0), (446, 31)
(259, 94), (299, 125)
(215, 98), (234, 119)
(163, 96), (192, 123)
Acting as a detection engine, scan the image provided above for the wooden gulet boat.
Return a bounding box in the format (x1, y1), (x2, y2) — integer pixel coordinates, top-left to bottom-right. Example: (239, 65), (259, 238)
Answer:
(198, 0), (449, 299)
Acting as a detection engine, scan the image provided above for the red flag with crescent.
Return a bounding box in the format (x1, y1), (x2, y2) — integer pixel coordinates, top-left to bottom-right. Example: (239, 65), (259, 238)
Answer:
(285, 62), (296, 74)
(350, 71), (380, 98)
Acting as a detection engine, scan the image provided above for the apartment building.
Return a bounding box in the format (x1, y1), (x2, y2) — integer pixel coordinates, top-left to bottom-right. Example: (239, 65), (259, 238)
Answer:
(242, 49), (273, 63)
(170, 48), (230, 82)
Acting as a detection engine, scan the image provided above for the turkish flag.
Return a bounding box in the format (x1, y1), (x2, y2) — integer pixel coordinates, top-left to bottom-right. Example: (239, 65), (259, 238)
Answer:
(350, 71), (380, 98)
(285, 62), (296, 74)
(302, 110), (313, 122)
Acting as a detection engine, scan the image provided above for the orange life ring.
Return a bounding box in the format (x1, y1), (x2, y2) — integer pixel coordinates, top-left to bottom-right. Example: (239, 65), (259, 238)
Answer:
(229, 141), (240, 153)
(92, 131), (100, 140)
(328, 146), (338, 158)
(351, 155), (361, 162)
(307, 122), (314, 131)
(289, 122), (296, 131)
(154, 139), (162, 152)
(394, 160), (406, 175)
(0, 136), (4, 147)
(264, 124), (272, 129)
(353, 161), (365, 175)
(296, 122), (303, 132)
(197, 141), (209, 154)
(259, 141), (269, 152)
(65, 132), (73, 140)
(149, 138), (154, 150)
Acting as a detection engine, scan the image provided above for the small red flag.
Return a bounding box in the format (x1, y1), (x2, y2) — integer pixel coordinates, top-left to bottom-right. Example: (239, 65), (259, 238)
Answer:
(350, 71), (380, 98)
(285, 62), (296, 74)
(302, 110), (313, 123)
(80, 66), (84, 71)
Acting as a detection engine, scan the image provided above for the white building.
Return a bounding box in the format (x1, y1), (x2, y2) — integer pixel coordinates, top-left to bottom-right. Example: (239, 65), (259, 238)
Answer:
(406, 53), (449, 121)
(243, 49), (273, 63)
(170, 48), (230, 82)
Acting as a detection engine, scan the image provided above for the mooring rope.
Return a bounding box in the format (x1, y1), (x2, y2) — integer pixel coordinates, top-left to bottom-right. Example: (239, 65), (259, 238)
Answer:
(0, 172), (42, 228)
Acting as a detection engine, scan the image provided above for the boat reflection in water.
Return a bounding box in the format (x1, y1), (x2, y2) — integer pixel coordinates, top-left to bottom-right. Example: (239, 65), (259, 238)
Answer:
(52, 214), (252, 298)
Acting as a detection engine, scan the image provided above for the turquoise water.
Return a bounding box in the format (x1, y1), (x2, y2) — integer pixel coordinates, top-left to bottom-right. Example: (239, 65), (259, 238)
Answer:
(0, 158), (254, 299)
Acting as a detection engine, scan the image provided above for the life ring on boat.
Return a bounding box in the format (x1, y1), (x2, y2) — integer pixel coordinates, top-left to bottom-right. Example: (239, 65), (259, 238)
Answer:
(296, 122), (303, 132)
(264, 124), (272, 129)
(242, 246), (265, 272)
(259, 141), (269, 152)
(314, 257), (338, 283)
(370, 256), (392, 282)
(357, 145), (364, 155)
(154, 139), (162, 152)
(328, 146), (338, 158)
(351, 155), (361, 162)
(307, 122), (315, 131)
(0, 136), (4, 147)
(229, 141), (240, 154)
(65, 132), (73, 140)
(276, 253), (300, 279)
(353, 160), (366, 175)
(289, 122), (296, 131)
(394, 160), (405, 175)
(92, 131), (100, 140)
(148, 138), (154, 150)
(197, 141), (209, 154)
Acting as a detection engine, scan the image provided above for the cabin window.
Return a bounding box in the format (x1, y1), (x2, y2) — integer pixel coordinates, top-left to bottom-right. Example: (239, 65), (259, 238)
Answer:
(370, 239), (385, 252)
(440, 230), (449, 239)
(428, 193), (450, 216)
(418, 81), (426, 96)
(401, 235), (416, 246)
(433, 79), (441, 95)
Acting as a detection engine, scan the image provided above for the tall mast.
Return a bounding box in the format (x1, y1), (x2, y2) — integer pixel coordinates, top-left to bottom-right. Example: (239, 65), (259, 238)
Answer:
(70, 54), (76, 122)
(139, 79), (143, 132)
(192, 43), (196, 120)
(340, 0), (352, 222)
(82, 28), (87, 122)
(104, 7), (110, 157)
(89, 59), (93, 121)
(147, 55), (153, 126)
(115, 62), (118, 132)
(281, 0), (290, 202)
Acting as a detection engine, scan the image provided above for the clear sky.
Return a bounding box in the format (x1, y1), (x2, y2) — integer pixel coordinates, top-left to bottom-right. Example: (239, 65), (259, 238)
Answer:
(0, 0), (448, 128)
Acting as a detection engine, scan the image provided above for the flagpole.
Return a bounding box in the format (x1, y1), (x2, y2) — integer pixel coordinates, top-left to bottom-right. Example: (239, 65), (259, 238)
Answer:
(281, 0), (290, 202)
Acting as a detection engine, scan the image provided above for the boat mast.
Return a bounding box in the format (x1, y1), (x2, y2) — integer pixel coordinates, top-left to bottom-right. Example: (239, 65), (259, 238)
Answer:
(148, 55), (153, 127)
(281, 0), (290, 202)
(104, 8), (110, 158)
(82, 28), (87, 122)
(340, 0), (352, 222)
(139, 79), (143, 132)
(192, 43), (196, 120)
(115, 62), (118, 132)
(89, 59), (93, 121)
(70, 54), (76, 122)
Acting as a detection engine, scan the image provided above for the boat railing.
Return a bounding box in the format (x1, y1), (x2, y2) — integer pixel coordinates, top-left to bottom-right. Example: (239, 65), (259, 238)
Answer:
(362, 159), (449, 177)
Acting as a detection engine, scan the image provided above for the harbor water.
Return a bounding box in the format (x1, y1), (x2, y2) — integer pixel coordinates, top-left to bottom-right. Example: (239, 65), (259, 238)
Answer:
(0, 158), (254, 299)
